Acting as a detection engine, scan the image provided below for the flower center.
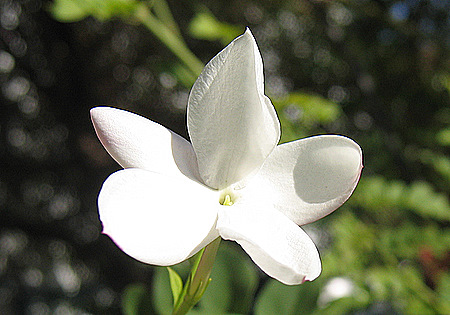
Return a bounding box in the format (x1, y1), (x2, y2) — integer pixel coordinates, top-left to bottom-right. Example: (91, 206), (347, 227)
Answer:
(221, 194), (233, 206)
(219, 189), (237, 206)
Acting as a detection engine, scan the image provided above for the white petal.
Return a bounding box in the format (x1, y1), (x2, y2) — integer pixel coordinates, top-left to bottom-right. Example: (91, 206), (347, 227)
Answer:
(243, 135), (363, 225)
(217, 203), (321, 285)
(187, 29), (280, 189)
(91, 107), (201, 182)
(98, 168), (219, 266)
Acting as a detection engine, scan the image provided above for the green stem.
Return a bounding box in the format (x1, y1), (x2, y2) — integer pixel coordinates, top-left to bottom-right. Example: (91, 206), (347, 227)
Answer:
(172, 237), (221, 315)
(149, 0), (182, 37)
(133, 3), (204, 77)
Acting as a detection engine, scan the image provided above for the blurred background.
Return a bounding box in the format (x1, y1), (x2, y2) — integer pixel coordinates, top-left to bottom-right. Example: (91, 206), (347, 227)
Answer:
(0, 0), (448, 314)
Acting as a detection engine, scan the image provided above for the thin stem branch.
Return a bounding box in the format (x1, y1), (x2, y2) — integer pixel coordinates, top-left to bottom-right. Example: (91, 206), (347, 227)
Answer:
(172, 238), (221, 315)
(150, 0), (182, 37)
(133, 3), (204, 78)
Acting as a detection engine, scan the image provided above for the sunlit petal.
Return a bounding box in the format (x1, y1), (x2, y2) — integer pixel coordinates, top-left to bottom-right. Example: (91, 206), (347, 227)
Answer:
(187, 29), (280, 189)
(217, 203), (321, 285)
(91, 107), (201, 182)
(98, 168), (219, 266)
(243, 135), (363, 225)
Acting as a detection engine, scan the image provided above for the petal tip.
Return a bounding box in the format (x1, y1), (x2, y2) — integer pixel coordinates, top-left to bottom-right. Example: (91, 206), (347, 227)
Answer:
(90, 107), (100, 121)
(90, 106), (106, 116)
(240, 27), (257, 46)
(90, 106), (114, 125)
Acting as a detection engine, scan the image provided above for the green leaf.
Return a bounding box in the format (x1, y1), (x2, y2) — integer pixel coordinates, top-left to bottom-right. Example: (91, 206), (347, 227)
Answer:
(272, 91), (341, 143)
(436, 128), (450, 146)
(188, 8), (243, 45)
(318, 296), (368, 315)
(48, 0), (139, 23)
(254, 279), (321, 315)
(405, 181), (450, 221)
(194, 243), (259, 314)
(152, 267), (174, 315)
(438, 73), (450, 94)
(121, 283), (154, 315)
(49, 0), (89, 22)
(437, 273), (450, 314)
(167, 267), (184, 306)
(198, 252), (232, 312)
(351, 176), (450, 222)
(275, 92), (341, 124)
(221, 244), (259, 313)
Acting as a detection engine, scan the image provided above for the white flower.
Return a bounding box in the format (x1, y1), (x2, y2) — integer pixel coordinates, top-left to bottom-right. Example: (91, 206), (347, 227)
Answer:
(318, 277), (355, 306)
(90, 29), (363, 285)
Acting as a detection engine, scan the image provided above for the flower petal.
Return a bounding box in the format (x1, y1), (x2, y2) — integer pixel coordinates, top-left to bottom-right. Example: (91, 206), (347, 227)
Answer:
(217, 203), (321, 285)
(91, 107), (201, 182)
(187, 29), (280, 189)
(98, 168), (219, 266)
(243, 135), (363, 225)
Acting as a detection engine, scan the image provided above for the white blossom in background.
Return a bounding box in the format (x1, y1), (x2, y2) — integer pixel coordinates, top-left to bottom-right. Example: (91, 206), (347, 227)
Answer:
(318, 277), (355, 306)
(91, 29), (363, 285)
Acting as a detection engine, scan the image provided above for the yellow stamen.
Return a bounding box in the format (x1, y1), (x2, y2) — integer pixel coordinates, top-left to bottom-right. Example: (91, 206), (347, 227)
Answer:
(222, 194), (233, 206)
